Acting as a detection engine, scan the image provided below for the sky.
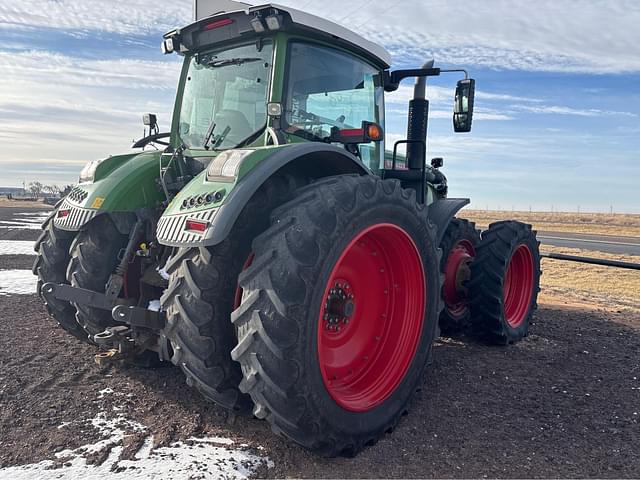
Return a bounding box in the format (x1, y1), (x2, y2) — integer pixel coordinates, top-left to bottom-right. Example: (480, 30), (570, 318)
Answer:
(1, 0), (639, 213)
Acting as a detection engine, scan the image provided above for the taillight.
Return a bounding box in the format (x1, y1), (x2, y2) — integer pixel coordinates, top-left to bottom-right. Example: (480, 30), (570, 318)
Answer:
(185, 219), (209, 233)
(57, 209), (71, 218)
(204, 18), (234, 30)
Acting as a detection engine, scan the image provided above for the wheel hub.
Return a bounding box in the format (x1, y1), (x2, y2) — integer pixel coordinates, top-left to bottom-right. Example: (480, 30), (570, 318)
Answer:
(443, 240), (475, 317)
(324, 283), (355, 331)
(317, 223), (426, 413)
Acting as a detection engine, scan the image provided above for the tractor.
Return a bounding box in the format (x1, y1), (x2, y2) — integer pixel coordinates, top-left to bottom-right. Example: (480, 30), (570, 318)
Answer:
(35, 1), (541, 456)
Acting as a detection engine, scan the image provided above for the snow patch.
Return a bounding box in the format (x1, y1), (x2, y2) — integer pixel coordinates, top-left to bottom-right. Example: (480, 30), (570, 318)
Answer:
(0, 240), (36, 256)
(0, 270), (37, 295)
(0, 410), (271, 480)
(0, 220), (41, 230)
(97, 388), (114, 399)
(188, 436), (235, 446)
(14, 211), (50, 217)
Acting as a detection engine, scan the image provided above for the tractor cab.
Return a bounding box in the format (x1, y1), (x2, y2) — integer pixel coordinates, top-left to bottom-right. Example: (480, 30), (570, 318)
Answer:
(158, 1), (475, 202)
(161, 2), (391, 171)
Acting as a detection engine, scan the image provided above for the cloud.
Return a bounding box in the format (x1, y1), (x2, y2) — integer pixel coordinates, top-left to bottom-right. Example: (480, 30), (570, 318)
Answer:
(512, 105), (637, 117)
(280, 0), (640, 74)
(0, 0), (191, 35)
(4, 1), (640, 73)
(0, 50), (178, 177)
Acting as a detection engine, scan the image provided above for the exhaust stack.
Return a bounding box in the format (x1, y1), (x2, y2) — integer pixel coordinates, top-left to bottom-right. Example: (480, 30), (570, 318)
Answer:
(405, 59), (434, 171)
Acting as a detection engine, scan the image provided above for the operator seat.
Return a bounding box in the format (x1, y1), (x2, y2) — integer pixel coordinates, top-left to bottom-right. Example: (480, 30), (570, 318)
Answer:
(215, 109), (252, 144)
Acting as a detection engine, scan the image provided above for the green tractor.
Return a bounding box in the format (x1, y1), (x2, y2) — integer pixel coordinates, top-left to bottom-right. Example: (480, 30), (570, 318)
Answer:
(35, 1), (541, 456)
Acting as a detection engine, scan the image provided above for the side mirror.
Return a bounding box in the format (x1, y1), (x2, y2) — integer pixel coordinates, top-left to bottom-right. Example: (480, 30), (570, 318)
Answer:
(143, 113), (158, 130)
(453, 79), (475, 133)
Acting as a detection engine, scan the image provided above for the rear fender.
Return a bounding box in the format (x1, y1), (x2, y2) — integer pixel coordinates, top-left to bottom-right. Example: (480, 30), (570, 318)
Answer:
(54, 151), (164, 233)
(157, 144), (369, 247)
(429, 198), (471, 245)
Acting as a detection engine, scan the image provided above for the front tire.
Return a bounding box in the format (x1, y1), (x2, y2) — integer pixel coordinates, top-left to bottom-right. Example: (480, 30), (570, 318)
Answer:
(231, 175), (441, 456)
(66, 215), (128, 338)
(33, 212), (89, 342)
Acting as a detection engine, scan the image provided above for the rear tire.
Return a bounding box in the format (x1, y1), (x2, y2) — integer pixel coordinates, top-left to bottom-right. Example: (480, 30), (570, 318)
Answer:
(160, 175), (302, 412)
(33, 212), (89, 342)
(67, 215), (128, 338)
(231, 175), (441, 456)
(438, 218), (480, 335)
(469, 221), (541, 344)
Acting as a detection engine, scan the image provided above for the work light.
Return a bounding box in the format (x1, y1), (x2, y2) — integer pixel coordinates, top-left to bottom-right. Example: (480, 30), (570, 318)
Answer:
(79, 159), (103, 184)
(206, 149), (252, 182)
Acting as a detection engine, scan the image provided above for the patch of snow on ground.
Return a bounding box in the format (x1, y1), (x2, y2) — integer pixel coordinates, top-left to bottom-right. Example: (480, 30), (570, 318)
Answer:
(13, 212), (50, 217)
(0, 410), (271, 480)
(97, 388), (114, 399)
(0, 220), (41, 230)
(0, 240), (36, 255)
(188, 436), (235, 445)
(0, 270), (37, 295)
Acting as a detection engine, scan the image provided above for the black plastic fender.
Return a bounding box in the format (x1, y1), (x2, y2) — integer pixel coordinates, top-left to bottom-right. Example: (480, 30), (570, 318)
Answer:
(429, 198), (471, 245)
(202, 143), (370, 246)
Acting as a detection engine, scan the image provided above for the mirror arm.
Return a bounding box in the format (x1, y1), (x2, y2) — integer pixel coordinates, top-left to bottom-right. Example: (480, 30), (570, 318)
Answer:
(439, 68), (469, 79)
(384, 68), (441, 92)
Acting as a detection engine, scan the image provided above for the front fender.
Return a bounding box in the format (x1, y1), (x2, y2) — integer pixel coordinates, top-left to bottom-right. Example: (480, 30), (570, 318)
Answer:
(54, 150), (164, 232)
(156, 143), (369, 247)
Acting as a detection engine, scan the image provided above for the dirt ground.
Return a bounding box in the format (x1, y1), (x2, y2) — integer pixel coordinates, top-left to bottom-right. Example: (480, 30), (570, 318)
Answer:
(1, 207), (639, 478)
(0, 199), (51, 209)
(463, 209), (640, 237)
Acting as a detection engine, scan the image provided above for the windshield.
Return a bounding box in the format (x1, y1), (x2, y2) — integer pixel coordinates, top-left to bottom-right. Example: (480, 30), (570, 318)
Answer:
(285, 42), (384, 170)
(178, 42), (273, 150)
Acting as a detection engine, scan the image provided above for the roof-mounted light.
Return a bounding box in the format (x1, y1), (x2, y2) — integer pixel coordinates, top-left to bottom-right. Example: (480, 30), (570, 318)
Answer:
(250, 16), (266, 33)
(161, 37), (175, 55)
(265, 14), (283, 30)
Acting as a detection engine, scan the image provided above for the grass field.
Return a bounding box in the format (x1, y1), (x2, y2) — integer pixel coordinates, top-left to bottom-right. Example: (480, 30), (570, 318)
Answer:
(539, 245), (640, 315)
(463, 209), (640, 237)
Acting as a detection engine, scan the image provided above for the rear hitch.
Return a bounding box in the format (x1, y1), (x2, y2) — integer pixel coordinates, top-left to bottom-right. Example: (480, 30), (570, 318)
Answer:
(93, 326), (137, 366)
(41, 282), (119, 311)
(112, 305), (166, 330)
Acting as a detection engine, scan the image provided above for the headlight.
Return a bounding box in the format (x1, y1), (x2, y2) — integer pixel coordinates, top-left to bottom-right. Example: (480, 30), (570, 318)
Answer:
(206, 149), (253, 182)
(79, 159), (102, 183)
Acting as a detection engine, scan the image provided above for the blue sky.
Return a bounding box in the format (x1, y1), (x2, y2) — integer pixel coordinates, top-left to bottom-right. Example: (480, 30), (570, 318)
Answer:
(1, 0), (638, 213)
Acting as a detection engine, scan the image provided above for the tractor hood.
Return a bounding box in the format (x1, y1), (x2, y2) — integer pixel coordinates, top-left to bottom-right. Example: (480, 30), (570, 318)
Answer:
(54, 150), (165, 231)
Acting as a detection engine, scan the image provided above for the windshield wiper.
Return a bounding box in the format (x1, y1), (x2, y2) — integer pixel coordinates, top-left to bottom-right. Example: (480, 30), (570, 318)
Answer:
(203, 121), (216, 150)
(207, 57), (262, 68)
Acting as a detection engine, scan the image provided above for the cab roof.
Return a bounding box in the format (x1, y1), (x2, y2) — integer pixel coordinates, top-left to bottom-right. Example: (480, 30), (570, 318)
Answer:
(192, 0), (392, 68)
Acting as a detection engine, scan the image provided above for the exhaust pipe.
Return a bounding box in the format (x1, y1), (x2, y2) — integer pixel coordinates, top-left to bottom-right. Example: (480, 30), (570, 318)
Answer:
(406, 59), (434, 171)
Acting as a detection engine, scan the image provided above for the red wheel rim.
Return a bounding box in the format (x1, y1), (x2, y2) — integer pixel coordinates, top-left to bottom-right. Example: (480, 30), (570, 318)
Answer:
(317, 223), (426, 412)
(443, 239), (475, 318)
(503, 244), (534, 327)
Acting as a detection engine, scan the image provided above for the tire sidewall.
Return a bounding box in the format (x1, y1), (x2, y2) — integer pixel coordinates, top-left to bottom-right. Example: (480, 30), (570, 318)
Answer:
(502, 232), (541, 339)
(299, 200), (440, 435)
